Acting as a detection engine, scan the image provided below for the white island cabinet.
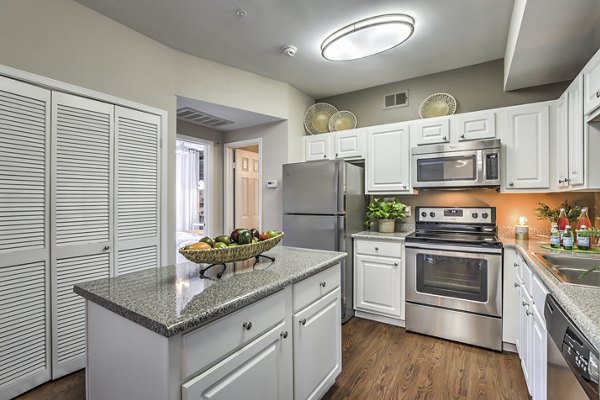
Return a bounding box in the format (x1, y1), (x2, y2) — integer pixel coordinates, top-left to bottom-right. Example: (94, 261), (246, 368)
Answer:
(76, 247), (343, 400)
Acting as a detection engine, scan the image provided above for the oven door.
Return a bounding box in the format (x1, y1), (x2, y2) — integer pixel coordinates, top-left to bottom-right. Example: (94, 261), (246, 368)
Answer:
(405, 243), (502, 317)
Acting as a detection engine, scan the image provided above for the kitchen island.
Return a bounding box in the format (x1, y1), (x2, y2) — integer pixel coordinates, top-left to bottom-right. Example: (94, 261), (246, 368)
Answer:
(74, 246), (346, 400)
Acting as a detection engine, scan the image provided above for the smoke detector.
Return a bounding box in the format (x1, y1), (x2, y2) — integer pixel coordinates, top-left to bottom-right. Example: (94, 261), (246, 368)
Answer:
(283, 45), (297, 57)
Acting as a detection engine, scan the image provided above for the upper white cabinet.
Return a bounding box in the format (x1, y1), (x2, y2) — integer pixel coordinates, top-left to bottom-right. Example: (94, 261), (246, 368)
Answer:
(583, 47), (600, 116)
(501, 103), (551, 191)
(412, 117), (449, 145)
(304, 134), (333, 161)
(555, 76), (585, 190)
(451, 110), (496, 141)
(366, 123), (411, 193)
(334, 128), (367, 159)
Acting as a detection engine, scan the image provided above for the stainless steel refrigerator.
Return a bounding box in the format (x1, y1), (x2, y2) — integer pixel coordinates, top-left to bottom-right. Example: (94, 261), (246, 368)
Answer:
(282, 160), (366, 323)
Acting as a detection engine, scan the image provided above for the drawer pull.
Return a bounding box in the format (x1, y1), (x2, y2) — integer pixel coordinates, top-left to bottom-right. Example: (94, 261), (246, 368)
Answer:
(514, 283), (520, 288)
(280, 331), (288, 339)
(320, 281), (326, 288)
(242, 321), (252, 331)
(299, 319), (307, 326)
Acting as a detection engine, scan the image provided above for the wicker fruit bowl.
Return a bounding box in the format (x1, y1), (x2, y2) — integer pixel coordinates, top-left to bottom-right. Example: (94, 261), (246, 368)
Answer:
(179, 233), (284, 264)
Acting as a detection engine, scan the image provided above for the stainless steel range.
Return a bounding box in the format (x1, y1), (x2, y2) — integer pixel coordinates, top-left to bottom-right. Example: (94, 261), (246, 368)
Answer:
(405, 206), (503, 351)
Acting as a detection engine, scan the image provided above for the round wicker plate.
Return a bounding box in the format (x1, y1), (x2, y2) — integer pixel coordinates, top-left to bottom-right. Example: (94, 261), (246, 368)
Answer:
(328, 111), (357, 132)
(179, 233), (284, 264)
(304, 103), (338, 135)
(419, 93), (457, 118)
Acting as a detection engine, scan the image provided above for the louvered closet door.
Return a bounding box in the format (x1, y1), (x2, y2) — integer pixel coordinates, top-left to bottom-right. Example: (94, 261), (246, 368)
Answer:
(115, 106), (161, 275)
(51, 92), (113, 378)
(0, 76), (51, 399)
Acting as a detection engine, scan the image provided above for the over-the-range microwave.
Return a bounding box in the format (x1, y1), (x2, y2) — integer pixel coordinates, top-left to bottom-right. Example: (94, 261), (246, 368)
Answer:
(411, 139), (501, 189)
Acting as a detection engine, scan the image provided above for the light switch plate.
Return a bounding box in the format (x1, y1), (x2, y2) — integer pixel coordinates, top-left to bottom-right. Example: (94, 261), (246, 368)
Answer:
(404, 206), (411, 217)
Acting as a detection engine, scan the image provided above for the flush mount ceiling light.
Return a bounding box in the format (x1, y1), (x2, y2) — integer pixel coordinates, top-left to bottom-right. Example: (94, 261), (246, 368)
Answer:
(321, 14), (415, 61)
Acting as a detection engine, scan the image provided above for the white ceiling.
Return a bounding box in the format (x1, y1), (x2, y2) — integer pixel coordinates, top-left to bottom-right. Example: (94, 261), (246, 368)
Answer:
(76, 0), (515, 98)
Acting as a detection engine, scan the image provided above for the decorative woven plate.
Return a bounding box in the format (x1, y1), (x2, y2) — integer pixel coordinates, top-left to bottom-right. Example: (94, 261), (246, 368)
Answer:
(419, 93), (457, 119)
(328, 111), (357, 132)
(179, 233), (284, 264)
(304, 103), (338, 135)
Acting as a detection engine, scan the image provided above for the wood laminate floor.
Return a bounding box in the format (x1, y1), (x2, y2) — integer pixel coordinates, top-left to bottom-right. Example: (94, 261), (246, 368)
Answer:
(15, 317), (529, 400)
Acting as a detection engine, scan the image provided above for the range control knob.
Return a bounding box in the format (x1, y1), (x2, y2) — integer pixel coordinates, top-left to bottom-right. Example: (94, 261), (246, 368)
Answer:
(482, 212), (489, 219)
(429, 212), (436, 218)
(472, 212), (479, 219)
(421, 211), (427, 218)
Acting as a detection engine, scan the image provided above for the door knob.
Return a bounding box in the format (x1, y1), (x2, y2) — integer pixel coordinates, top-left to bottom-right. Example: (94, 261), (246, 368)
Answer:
(243, 321), (252, 330)
(299, 319), (307, 326)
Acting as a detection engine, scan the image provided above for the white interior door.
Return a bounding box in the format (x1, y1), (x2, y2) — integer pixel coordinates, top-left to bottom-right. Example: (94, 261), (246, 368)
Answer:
(51, 92), (113, 378)
(234, 149), (259, 230)
(114, 106), (161, 275)
(0, 76), (52, 399)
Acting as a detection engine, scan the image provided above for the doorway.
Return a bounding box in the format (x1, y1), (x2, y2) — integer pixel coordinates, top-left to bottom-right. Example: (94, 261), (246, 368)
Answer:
(224, 139), (262, 233)
(175, 136), (210, 260)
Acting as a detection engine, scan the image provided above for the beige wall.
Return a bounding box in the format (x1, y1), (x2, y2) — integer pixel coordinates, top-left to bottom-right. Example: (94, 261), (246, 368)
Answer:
(177, 121), (224, 236)
(396, 191), (596, 231)
(224, 121), (289, 231)
(0, 0), (314, 264)
(318, 59), (570, 127)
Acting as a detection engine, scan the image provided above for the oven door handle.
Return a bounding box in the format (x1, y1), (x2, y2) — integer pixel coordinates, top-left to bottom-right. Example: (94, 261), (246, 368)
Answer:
(405, 242), (503, 255)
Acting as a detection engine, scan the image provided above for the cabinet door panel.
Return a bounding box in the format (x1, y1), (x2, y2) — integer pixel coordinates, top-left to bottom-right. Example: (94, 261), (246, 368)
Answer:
(334, 129), (365, 159)
(0, 76), (51, 399)
(567, 76), (584, 187)
(51, 92), (113, 378)
(182, 322), (292, 400)
(583, 50), (600, 115)
(502, 249), (519, 344)
(304, 135), (333, 161)
(555, 93), (569, 189)
(413, 117), (449, 145)
(366, 124), (410, 193)
(532, 311), (547, 400)
(355, 255), (402, 317)
(504, 104), (550, 190)
(294, 288), (341, 400)
(452, 110), (496, 141)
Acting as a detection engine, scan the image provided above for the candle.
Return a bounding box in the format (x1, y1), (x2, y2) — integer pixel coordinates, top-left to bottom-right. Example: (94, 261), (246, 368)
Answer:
(515, 216), (529, 240)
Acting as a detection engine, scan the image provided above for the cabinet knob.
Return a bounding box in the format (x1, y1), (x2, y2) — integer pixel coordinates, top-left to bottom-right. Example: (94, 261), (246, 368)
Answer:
(103, 245), (110, 251)
(526, 309), (532, 316)
(460, 134), (465, 139)
(242, 321), (252, 330)
(320, 281), (326, 288)
(393, 262), (398, 267)
(559, 179), (564, 184)
(442, 136), (447, 141)
(514, 283), (520, 287)
(509, 182), (514, 187)
(299, 319), (307, 326)
(596, 90), (600, 98)
(564, 178), (570, 182)
(374, 247), (379, 251)
(335, 153), (338, 157)
(513, 262), (518, 268)
(522, 300), (528, 307)
(280, 331), (288, 339)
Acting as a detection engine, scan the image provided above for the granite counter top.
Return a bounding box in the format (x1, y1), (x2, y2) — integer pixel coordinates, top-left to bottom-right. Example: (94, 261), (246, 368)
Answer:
(74, 246), (346, 338)
(352, 230), (411, 242)
(501, 237), (600, 351)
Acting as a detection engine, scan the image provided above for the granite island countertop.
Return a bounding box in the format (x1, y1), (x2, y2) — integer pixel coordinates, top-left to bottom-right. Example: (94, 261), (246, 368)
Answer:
(74, 246), (346, 338)
(501, 236), (600, 351)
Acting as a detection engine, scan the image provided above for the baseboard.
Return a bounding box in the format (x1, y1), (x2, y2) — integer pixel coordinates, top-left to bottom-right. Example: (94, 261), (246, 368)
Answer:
(503, 342), (517, 353)
(355, 310), (405, 327)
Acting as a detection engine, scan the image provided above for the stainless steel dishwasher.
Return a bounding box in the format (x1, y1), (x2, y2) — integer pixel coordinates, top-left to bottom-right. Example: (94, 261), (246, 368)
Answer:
(545, 295), (599, 399)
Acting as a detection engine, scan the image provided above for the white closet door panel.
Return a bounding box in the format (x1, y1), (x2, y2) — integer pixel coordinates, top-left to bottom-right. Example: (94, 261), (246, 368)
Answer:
(53, 94), (112, 247)
(51, 92), (113, 379)
(115, 106), (160, 275)
(0, 261), (49, 395)
(54, 253), (109, 367)
(0, 76), (51, 399)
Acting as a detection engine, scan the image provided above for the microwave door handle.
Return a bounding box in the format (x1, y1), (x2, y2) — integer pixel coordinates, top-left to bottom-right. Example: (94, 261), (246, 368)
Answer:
(477, 150), (484, 184)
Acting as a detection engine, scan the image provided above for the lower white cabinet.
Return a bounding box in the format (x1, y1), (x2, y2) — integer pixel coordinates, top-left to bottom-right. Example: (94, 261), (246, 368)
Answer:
(514, 253), (548, 400)
(182, 322), (292, 400)
(502, 248), (519, 345)
(354, 239), (404, 322)
(293, 288), (341, 400)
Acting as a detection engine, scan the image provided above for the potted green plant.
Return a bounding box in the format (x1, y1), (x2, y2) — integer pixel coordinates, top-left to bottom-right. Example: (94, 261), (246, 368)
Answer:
(364, 198), (407, 233)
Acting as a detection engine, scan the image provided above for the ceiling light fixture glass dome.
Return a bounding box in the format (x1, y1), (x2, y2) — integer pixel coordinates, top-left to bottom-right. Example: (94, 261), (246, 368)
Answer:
(321, 14), (415, 61)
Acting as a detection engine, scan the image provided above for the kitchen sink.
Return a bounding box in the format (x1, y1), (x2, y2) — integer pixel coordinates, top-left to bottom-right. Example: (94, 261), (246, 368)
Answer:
(531, 253), (600, 287)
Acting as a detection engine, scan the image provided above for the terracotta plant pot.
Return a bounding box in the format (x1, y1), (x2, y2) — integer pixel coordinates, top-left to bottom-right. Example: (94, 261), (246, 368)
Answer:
(378, 219), (396, 233)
